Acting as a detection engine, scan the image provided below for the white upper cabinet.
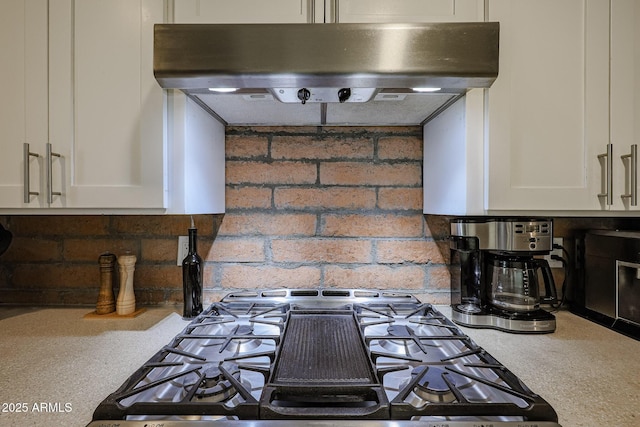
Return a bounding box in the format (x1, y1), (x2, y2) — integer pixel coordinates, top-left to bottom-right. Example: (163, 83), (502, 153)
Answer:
(47, 0), (166, 209)
(0, 0), (48, 208)
(0, 0), (224, 214)
(174, 0), (316, 23)
(484, 0), (610, 212)
(173, 0), (483, 24)
(486, 0), (640, 213)
(0, 0), (170, 211)
(332, 0), (484, 23)
(609, 0), (640, 211)
(423, 0), (639, 215)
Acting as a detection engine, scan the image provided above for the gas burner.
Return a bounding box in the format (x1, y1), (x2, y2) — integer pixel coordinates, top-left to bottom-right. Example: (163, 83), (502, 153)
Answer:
(195, 364), (240, 402)
(376, 332), (413, 355)
(388, 325), (412, 337)
(392, 365), (477, 410)
(376, 325), (431, 356)
(220, 324), (265, 354)
(411, 366), (455, 403)
(235, 325), (253, 335)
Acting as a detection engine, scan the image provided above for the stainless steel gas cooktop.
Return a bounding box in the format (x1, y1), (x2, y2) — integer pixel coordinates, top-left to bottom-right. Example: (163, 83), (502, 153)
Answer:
(87, 289), (561, 427)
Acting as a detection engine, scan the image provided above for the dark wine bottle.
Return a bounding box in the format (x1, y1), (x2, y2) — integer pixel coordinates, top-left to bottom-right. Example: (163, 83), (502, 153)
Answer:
(182, 217), (203, 319)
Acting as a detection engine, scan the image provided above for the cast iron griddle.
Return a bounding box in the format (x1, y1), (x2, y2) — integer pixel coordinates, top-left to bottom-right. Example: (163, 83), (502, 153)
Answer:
(271, 311), (377, 385)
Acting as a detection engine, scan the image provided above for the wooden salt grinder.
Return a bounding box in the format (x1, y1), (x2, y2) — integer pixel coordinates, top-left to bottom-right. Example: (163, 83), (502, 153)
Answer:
(96, 253), (116, 314)
(116, 253), (137, 315)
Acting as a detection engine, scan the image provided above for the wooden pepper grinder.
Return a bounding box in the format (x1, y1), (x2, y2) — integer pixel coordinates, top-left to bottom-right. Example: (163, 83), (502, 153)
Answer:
(116, 253), (137, 315)
(96, 252), (116, 314)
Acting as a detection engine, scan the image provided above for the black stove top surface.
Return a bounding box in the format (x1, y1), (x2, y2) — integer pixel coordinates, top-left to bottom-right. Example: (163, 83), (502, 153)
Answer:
(87, 289), (560, 427)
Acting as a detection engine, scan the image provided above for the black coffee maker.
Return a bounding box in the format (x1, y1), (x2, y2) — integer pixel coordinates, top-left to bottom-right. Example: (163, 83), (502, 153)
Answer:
(450, 218), (558, 333)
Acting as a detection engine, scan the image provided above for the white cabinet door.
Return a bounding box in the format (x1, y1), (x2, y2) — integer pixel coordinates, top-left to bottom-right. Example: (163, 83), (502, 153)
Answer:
(0, 0), (48, 208)
(334, 0), (483, 23)
(609, 0), (640, 211)
(485, 0), (609, 211)
(48, 0), (166, 209)
(174, 0), (315, 23)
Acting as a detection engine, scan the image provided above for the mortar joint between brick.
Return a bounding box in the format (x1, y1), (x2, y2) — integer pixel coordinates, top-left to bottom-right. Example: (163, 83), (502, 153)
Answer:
(265, 237), (274, 263)
(315, 213), (323, 236)
(267, 134), (273, 160)
(372, 134), (380, 162)
(213, 263), (223, 289)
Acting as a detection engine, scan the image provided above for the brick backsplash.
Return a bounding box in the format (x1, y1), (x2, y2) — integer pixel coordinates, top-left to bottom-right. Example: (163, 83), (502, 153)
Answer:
(0, 126), (453, 307)
(218, 126), (449, 302)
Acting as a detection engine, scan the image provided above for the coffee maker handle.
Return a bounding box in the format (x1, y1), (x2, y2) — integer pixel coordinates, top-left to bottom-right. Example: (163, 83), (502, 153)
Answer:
(537, 258), (558, 305)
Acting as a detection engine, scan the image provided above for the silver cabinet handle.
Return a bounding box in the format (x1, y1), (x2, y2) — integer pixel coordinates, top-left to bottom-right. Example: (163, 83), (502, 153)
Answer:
(329, 0), (337, 23)
(306, 0), (314, 22)
(597, 143), (613, 206)
(621, 144), (638, 206)
(23, 143), (40, 203)
(46, 143), (62, 204)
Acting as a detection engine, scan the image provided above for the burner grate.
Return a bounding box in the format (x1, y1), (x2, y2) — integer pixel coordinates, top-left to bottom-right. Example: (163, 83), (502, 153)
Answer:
(89, 290), (560, 425)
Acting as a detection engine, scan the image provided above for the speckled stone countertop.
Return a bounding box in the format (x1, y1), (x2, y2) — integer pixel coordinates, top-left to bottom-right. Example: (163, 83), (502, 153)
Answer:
(438, 306), (640, 427)
(0, 306), (638, 427)
(0, 307), (189, 427)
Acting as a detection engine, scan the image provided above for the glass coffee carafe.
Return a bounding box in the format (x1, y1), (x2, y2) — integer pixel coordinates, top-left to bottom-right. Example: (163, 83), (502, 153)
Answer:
(486, 253), (557, 312)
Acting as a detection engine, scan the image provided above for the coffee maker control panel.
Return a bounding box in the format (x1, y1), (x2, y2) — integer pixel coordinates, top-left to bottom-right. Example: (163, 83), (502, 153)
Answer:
(450, 218), (553, 253)
(511, 221), (552, 251)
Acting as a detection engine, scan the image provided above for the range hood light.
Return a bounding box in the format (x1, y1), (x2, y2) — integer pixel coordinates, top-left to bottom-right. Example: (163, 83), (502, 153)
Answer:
(208, 88), (239, 93)
(412, 87), (442, 93)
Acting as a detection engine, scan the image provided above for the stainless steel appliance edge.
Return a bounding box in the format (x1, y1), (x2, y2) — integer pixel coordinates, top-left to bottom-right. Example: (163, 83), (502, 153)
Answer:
(88, 420), (561, 427)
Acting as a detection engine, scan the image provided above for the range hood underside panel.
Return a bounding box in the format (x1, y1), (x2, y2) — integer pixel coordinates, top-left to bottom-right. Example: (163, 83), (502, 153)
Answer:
(194, 93), (459, 126)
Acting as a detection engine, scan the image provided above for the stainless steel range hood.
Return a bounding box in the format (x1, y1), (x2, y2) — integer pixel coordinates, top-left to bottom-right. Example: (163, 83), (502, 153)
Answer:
(154, 23), (499, 126)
